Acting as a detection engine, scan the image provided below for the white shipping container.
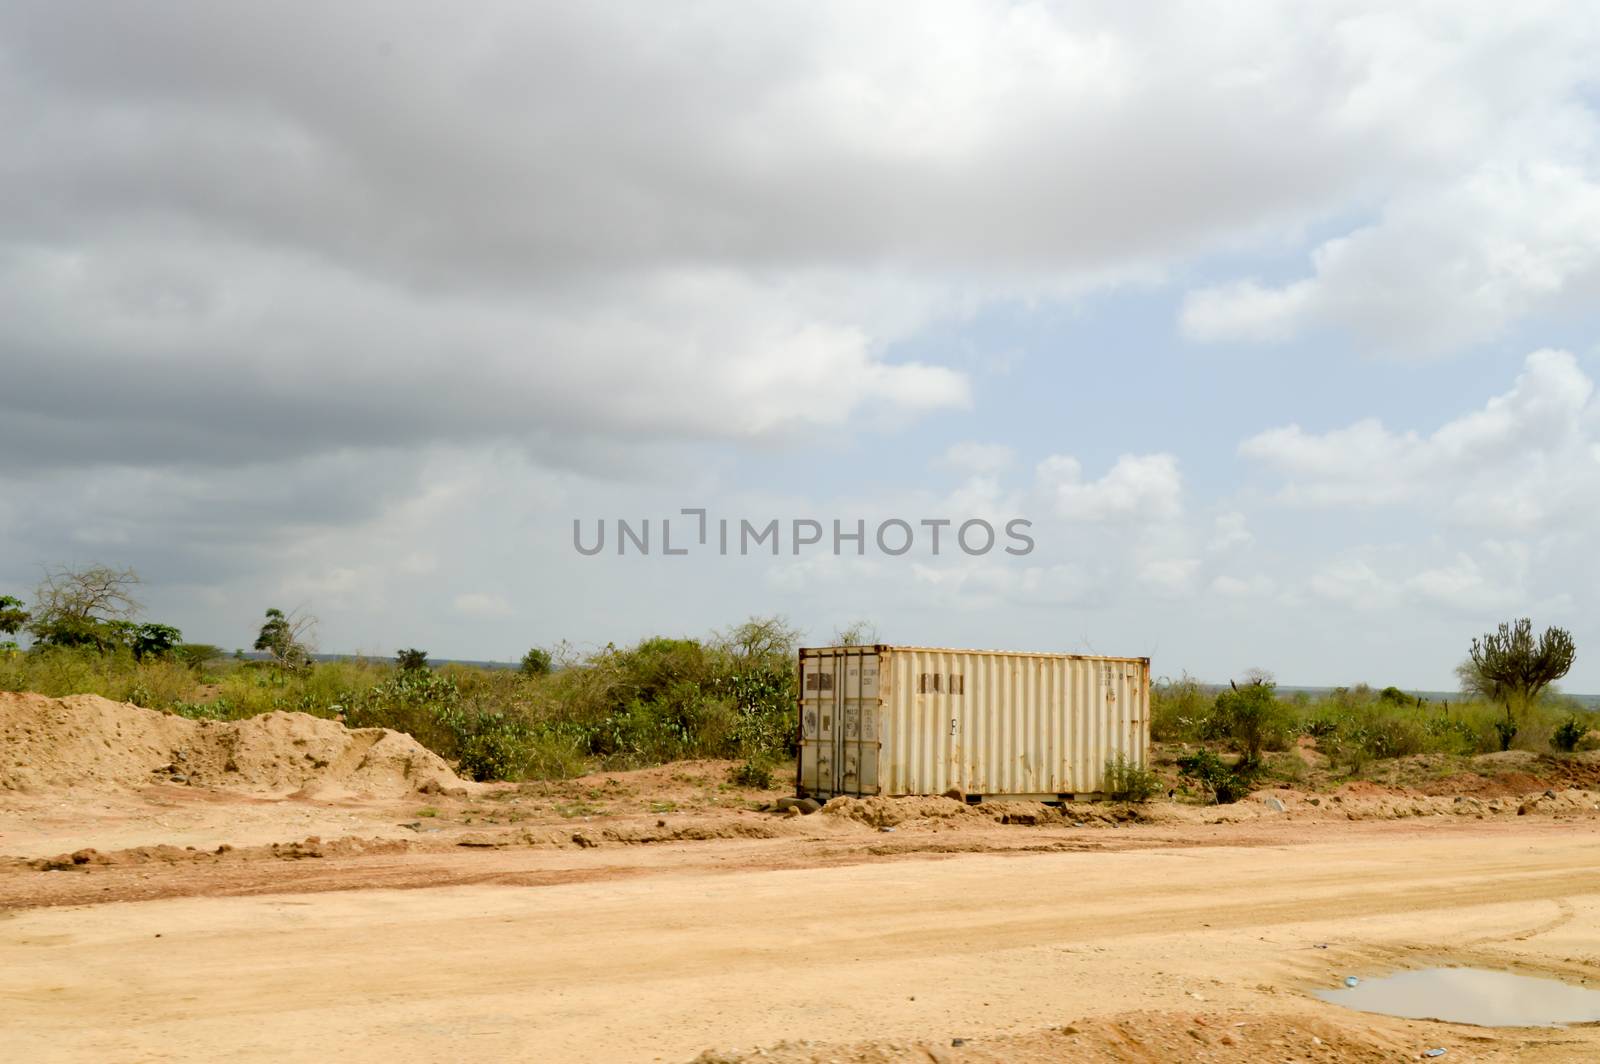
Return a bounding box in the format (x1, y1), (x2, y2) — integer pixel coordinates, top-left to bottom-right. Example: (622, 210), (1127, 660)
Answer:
(797, 645), (1150, 801)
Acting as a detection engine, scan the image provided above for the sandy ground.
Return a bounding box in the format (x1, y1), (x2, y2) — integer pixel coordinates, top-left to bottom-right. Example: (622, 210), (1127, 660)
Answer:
(5, 766), (1600, 1063)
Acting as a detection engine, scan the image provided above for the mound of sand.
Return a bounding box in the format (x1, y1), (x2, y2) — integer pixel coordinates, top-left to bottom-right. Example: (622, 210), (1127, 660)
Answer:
(820, 794), (982, 828)
(0, 691), (468, 797)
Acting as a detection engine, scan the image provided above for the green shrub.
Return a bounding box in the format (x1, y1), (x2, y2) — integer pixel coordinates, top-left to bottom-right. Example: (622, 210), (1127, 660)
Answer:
(1102, 754), (1159, 802)
(717, 664), (796, 759)
(1365, 715), (1426, 759)
(1495, 716), (1519, 752)
(1420, 710), (1496, 756)
(174, 644), (223, 670)
(440, 707), (536, 782)
(1552, 717), (1587, 753)
(395, 648), (429, 672)
(520, 647), (552, 676)
(1176, 749), (1258, 804)
(521, 728), (589, 780)
(730, 758), (775, 789)
(169, 698), (242, 721)
(344, 669), (463, 755)
(1290, 688), (1511, 770)
(1302, 711), (1341, 739)
(1212, 682), (1290, 760)
(1150, 674), (1209, 742)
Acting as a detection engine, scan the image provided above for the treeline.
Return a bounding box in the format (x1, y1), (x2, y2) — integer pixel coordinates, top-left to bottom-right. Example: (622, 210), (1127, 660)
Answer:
(1, 565), (209, 662)
(1, 608), (802, 783)
(6, 568), (1590, 792)
(1150, 618), (1586, 803)
(1153, 677), (1593, 804)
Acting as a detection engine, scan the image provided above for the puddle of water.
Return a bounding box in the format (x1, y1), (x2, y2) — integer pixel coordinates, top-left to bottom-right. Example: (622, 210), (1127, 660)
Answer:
(1313, 967), (1600, 1027)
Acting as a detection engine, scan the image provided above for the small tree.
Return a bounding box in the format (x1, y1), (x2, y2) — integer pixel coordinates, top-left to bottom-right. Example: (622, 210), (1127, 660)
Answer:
(254, 607), (317, 670)
(832, 620), (879, 647)
(1212, 676), (1282, 763)
(0, 595), (29, 637)
(520, 647), (552, 676)
(716, 615), (802, 663)
(712, 616), (802, 759)
(28, 564), (142, 648)
(129, 622), (183, 660)
(175, 643), (222, 670)
(1468, 618), (1576, 750)
(396, 648), (429, 672)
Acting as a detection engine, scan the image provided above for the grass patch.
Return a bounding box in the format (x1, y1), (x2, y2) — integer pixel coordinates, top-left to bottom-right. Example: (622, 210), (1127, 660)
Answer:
(1103, 753), (1159, 802)
(728, 757), (776, 789)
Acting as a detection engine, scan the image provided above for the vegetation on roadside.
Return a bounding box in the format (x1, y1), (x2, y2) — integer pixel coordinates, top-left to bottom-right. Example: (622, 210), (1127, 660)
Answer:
(1465, 618), (1577, 750)
(3, 572), (1593, 798)
(0, 575), (803, 784)
(1151, 618), (1590, 800)
(729, 757), (777, 790)
(1174, 749), (1259, 805)
(1103, 754), (1159, 802)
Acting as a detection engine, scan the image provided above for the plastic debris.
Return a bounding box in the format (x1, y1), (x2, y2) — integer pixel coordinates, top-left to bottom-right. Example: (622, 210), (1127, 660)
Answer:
(1344, 976), (1360, 988)
(1423, 1050), (1446, 1059)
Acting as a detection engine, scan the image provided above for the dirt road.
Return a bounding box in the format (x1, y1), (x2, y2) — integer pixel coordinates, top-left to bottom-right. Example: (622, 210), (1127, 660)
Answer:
(6, 820), (1600, 1062)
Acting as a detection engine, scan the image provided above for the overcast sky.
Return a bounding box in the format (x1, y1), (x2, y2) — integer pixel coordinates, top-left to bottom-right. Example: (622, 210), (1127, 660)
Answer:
(4, 2), (1600, 689)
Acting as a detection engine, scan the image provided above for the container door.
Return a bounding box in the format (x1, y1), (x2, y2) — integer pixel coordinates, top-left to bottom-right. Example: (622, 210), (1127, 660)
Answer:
(798, 648), (881, 799)
(833, 650), (881, 797)
(798, 654), (837, 797)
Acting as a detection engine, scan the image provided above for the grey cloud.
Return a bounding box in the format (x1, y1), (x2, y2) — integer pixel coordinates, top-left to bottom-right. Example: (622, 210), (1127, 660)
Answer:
(6, 2), (1592, 477)
(2, 3), (1412, 281)
(0, 449), (426, 585)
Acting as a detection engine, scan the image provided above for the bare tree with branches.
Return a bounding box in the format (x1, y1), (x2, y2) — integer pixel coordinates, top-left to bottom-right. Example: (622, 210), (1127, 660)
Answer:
(29, 564), (142, 646)
(830, 620), (880, 647)
(716, 615), (801, 663)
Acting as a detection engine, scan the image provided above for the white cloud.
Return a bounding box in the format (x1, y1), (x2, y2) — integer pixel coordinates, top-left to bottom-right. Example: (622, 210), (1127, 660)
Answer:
(909, 560), (1103, 609)
(764, 554), (886, 593)
(1209, 573), (1275, 599)
(9, 4), (1600, 472)
(1240, 349), (1600, 527)
(1038, 453), (1183, 523)
(1308, 558), (1394, 610)
(1302, 539), (1546, 618)
(1207, 512), (1253, 552)
(451, 592), (513, 619)
(6, 4), (1600, 688)
(937, 442), (1016, 477)
(1139, 557), (1200, 596)
(1183, 165), (1600, 354)
(397, 553), (437, 576)
(1181, 279), (1314, 343)
(1407, 552), (1509, 612)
